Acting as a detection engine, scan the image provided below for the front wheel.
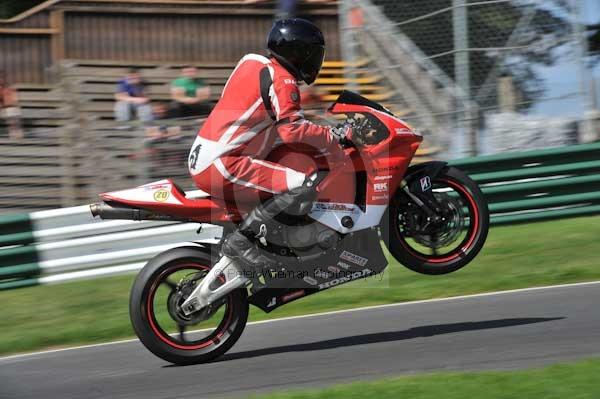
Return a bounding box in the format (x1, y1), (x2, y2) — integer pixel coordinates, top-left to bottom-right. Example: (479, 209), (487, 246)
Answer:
(129, 247), (248, 365)
(381, 166), (489, 275)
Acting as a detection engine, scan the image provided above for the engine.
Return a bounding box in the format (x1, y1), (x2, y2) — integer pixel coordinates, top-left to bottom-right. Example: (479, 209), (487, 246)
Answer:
(266, 217), (341, 257)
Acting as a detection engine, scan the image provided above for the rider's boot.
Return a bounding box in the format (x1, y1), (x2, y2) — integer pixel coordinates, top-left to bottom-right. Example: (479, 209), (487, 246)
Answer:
(221, 176), (317, 271)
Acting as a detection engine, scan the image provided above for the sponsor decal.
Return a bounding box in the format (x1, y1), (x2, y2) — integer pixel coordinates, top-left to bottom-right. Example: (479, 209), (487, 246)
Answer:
(312, 202), (357, 213)
(315, 269), (332, 279)
(327, 266), (341, 273)
(374, 182), (388, 193)
(153, 189), (170, 202)
(267, 297), (277, 308)
(281, 290), (305, 303)
(340, 250), (368, 267)
(337, 261), (352, 270)
(420, 176), (432, 191)
(371, 194), (389, 201)
(144, 183), (170, 191)
(372, 166), (400, 173)
(290, 91), (300, 103)
(318, 269), (373, 289)
(303, 276), (318, 286)
(395, 127), (413, 135)
(374, 175), (392, 181)
(284, 78), (296, 85)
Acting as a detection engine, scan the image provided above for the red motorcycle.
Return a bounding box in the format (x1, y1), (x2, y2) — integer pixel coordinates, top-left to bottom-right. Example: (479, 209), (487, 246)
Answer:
(91, 91), (489, 364)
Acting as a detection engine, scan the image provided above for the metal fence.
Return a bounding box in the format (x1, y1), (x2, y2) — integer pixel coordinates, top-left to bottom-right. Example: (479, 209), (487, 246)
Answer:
(339, 0), (599, 156)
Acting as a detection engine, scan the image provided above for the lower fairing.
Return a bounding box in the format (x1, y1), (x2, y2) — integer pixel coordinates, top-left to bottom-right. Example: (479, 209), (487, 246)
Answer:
(308, 202), (388, 234)
(249, 228), (388, 312)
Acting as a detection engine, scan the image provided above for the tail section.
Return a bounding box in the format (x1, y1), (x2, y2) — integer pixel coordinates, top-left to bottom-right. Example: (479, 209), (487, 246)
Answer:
(92, 179), (241, 223)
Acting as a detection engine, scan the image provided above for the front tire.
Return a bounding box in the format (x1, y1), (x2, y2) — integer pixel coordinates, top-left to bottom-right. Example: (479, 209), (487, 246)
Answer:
(381, 166), (489, 275)
(129, 246), (248, 365)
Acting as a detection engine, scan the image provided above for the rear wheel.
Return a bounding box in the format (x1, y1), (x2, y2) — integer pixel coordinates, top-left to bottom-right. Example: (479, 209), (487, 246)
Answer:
(381, 166), (489, 275)
(130, 247), (248, 364)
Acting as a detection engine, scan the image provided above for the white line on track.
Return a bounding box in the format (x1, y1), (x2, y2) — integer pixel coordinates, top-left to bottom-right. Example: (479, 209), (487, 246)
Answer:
(2, 279), (599, 362)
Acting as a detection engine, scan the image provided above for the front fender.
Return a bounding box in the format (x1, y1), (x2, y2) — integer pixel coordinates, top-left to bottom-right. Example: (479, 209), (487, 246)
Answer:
(403, 161), (448, 193)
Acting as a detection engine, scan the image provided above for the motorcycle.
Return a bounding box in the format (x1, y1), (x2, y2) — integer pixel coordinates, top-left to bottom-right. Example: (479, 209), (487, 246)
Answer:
(90, 91), (489, 364)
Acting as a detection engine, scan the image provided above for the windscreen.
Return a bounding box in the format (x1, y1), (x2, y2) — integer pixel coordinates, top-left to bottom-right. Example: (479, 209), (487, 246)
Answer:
(329, 90), (394, 116)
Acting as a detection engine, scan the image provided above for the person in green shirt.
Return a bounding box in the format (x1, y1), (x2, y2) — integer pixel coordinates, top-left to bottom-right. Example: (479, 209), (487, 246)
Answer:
(169, 66), (212, 118)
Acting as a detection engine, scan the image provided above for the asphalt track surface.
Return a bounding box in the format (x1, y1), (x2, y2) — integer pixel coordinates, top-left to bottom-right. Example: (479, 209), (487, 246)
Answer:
(2, 282), (600, 399)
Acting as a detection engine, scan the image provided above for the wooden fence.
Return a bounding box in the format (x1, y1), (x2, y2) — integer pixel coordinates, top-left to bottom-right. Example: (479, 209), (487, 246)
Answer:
(0, 0), (340, 85)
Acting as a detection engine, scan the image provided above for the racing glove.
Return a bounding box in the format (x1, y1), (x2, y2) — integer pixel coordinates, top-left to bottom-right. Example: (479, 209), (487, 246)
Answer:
(329, 123), (352, 143)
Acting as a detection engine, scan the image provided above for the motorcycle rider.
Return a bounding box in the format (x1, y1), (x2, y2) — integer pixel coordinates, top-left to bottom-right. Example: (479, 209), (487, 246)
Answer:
(188, 18), (350, 270)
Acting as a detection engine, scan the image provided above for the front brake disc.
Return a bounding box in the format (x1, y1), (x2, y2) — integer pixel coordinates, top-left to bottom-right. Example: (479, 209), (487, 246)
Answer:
(412, 194), (464, 248)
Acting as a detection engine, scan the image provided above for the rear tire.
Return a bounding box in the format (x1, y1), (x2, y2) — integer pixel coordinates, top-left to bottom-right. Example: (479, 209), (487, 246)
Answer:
(129, 246), (248, 365)
(381, 166), (489, 275)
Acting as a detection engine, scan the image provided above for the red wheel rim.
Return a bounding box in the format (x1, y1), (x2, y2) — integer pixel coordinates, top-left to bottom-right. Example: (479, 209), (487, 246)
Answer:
(394, 178), (480, 264)
(145, 263), (234, 350)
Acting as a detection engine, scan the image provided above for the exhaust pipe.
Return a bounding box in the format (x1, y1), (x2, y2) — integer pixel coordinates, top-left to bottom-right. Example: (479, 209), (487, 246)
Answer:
(90, 203), (190, 222)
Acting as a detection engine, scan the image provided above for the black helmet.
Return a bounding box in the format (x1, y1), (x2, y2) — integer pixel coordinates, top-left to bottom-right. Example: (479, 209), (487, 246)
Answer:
(267, 18), (325, 85)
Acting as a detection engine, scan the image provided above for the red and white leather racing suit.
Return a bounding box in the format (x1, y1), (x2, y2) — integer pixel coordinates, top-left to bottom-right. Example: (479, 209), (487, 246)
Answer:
(188, 53), (342, 204)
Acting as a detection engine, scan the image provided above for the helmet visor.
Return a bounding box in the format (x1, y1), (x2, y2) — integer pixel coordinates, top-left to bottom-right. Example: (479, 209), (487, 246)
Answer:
(302, 45), (325, 85)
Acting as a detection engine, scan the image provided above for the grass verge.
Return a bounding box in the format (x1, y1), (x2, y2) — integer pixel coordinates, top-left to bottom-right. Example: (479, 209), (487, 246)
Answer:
(1, 216), (600, 355)
(251, 358), (600, 399)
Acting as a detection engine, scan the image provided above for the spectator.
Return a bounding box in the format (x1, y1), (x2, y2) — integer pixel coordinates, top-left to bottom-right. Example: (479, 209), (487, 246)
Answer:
(0, 70), (23, 139)
(169, 66), (212, 118)
(114, 68), (153, 123)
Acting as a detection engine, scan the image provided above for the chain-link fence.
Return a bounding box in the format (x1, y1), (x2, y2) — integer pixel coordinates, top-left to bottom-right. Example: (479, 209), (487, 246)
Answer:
(340, 0), (598, 156)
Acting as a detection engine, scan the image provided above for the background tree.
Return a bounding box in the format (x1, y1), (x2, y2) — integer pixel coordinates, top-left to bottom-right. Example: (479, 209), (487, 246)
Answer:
(373, 0), (571, 111)
(588, 22), (600, 61)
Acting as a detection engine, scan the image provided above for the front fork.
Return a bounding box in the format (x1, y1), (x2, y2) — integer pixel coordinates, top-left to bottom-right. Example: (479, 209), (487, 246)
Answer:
(398, 180), (445, 231)
(180, 255), (249, 316)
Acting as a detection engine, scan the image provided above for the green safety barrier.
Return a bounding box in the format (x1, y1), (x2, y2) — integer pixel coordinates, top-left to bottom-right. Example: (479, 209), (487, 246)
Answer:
(0, 213), (36, 246)
(466, 160), (600, 184)
(0, 278), (39, 291)
(0, 211), (43, 288)
(450, 142), (600, 174)
(449, 142), (600, 226)
(491, 204), (600, 226)
(0, 263), (41, 280)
